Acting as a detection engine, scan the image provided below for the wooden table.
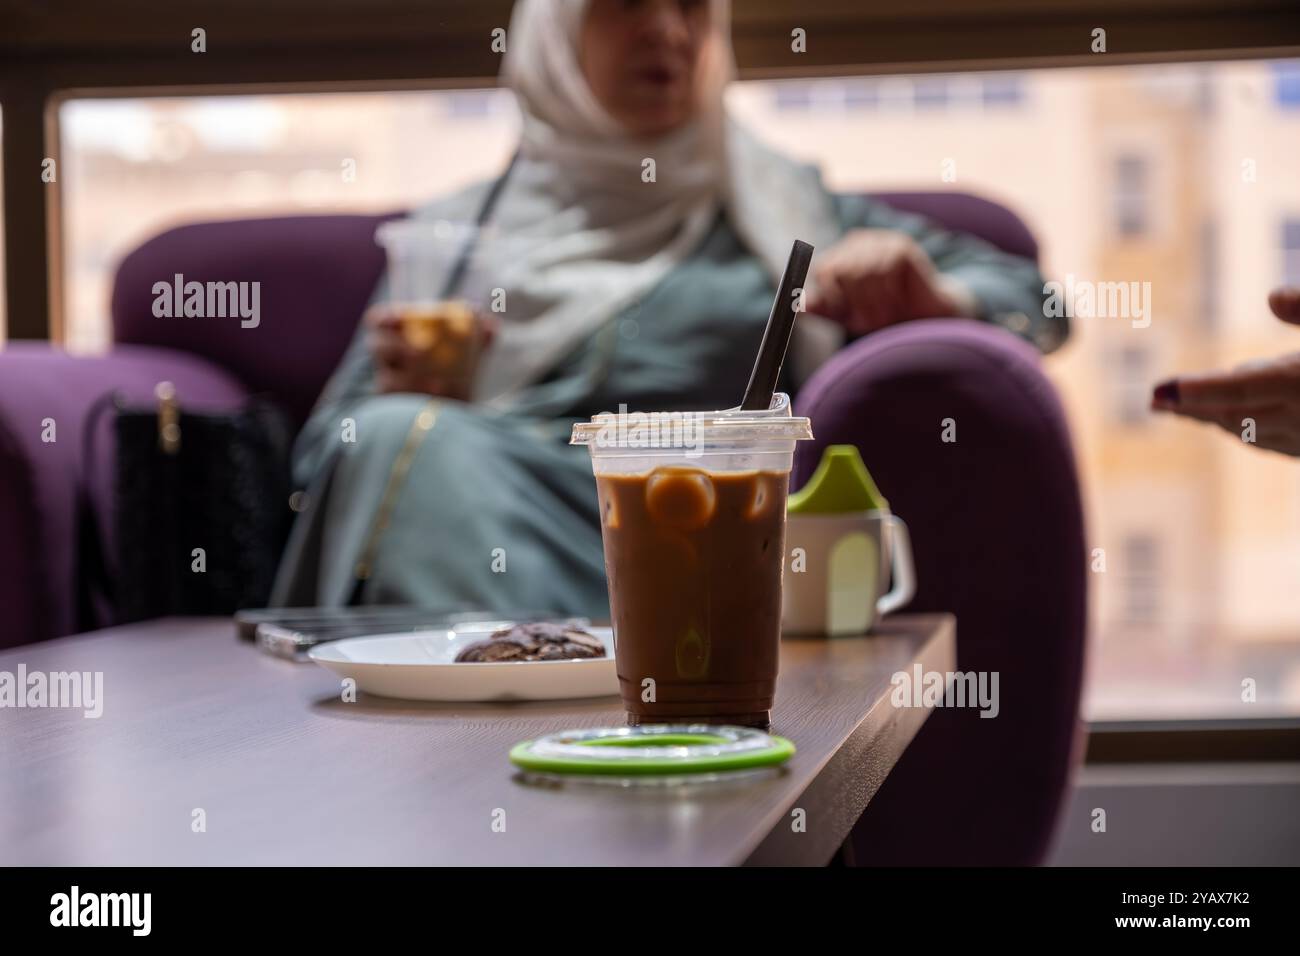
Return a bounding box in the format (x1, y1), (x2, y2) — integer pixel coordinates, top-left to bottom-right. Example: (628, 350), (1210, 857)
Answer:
(0, 614), (954, 866)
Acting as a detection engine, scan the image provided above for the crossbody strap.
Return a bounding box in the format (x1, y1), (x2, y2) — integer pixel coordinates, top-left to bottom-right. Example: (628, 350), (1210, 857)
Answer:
(439, 149), (519, 300)
(346, 152), (519, 606)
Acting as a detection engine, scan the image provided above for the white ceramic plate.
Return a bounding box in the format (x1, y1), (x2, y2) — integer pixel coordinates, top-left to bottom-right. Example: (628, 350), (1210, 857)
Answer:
(307, 621), (618, 702)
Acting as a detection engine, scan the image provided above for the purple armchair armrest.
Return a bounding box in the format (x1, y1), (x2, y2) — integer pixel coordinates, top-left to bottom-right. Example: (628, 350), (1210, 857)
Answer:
(793, 319), (1087, 866)
(0, 344), (249, 647)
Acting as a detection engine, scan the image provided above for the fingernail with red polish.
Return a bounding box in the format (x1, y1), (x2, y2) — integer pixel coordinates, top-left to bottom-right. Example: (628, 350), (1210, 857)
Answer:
(1153, 380), (1180, 405)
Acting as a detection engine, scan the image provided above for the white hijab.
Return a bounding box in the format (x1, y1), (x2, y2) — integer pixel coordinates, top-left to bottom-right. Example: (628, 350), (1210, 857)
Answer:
(461, 0), (844, 404)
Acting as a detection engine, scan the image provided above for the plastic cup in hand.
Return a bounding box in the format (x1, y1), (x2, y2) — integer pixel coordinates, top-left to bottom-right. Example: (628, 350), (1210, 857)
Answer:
(374, 219), (498, 395)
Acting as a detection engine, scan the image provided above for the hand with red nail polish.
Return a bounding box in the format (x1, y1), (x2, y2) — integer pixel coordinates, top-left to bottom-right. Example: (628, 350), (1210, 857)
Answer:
(1151, 288), (1300, 457)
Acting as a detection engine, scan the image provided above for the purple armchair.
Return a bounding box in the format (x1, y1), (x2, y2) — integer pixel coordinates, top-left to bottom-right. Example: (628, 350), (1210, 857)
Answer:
(795, 322), (1087, 866)
(0, 193), (1086, 866)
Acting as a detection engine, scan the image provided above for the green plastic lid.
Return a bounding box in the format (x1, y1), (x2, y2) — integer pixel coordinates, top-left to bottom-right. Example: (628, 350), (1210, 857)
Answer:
(787, 444), (888, 514)
(510, 725), (795, 778)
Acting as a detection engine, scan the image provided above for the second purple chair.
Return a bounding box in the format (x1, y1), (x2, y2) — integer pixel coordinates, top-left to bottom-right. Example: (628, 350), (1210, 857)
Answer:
(794, 320), (1087, 866)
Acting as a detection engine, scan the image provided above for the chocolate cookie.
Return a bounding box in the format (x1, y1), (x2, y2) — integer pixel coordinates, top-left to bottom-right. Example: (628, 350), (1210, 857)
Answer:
(454, 621), (606, 663)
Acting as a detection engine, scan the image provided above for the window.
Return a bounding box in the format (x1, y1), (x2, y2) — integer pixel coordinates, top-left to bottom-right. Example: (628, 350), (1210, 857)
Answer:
(981, 73), (1025, 107)
(767, 73), (1025, 114)
(1114, 154), (1150, 238)
(1107, 345), (1153, 425)
(1199, 218), (1218, 332)
(913, 76), (951, 110)
(1121, 534), (1161, 626)
(843, 81), (880, 111)
(1283, 218), (1300, 287)
(445, 90), (500, 118)
(773, 82), (815, 111)
(1274, 60), (1300, 108)
(58, 92), (519, 351)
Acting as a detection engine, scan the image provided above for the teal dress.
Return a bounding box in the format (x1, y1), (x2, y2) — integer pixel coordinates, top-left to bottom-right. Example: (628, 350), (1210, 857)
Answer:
(270, 193), (1062, 615)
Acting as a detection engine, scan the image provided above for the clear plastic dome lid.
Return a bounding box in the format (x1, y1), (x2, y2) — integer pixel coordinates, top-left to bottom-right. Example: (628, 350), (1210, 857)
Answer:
(570, 392), (813, 448)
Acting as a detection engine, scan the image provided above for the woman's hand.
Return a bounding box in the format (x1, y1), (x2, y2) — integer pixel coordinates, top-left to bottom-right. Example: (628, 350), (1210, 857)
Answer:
(1151, 288), (1300, 457)
(365, 303), (495, 401)
(804, 228), (978, 335)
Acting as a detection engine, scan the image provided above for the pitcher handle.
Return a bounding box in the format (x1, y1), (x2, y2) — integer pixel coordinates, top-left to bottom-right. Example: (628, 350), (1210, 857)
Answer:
(876, 514), (916, 616)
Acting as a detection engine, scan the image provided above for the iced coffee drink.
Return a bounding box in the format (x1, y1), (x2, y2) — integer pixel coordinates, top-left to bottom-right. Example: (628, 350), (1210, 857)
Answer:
(572, 395), (813, 728)
(375, 219), (496, 396)
(395, 300), (483, 393)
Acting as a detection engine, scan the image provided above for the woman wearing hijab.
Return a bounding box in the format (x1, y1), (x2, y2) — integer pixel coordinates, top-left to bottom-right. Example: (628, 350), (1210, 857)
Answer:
(271, 0), (1065, 614)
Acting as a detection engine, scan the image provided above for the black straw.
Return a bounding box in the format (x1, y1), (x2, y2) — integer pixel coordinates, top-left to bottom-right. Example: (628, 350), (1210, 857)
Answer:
(740, 239), (814, 411)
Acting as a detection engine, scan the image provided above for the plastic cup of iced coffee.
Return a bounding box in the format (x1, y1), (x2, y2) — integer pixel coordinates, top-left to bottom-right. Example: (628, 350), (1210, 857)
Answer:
(374, 219), (494, 397)
(571, 394), (813, 729)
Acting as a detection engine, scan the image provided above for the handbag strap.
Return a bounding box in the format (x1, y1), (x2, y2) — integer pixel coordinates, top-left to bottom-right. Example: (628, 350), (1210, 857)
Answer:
(76, 390), (126, 626)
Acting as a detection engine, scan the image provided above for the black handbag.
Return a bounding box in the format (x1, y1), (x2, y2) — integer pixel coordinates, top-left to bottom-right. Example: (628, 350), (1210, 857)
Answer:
(81, 382), (293, 625)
